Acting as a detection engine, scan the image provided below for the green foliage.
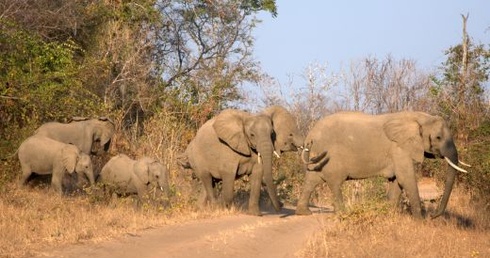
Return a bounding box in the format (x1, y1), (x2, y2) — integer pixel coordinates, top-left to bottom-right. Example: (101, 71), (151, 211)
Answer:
(0, 22), (101, 123)
(432, 38), (490, 136)
(0, 20), (103, 184)
(240, 0), (278, 17)
(442, 43), (490, 88)
(462, 121), (490, 204)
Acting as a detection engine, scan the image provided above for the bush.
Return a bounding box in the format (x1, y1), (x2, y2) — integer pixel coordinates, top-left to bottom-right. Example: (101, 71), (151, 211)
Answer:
(461, 120), (490, 207)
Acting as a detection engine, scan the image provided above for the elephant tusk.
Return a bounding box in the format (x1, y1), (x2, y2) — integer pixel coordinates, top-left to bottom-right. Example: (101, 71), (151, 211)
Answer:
(459, 160), (472, 167)
(444, 157), (468, 173)
(274, 150), (281, 158)
(258, 152), (262, 164)
(301, 148), (310, 164)
(160, 186), (164, 192)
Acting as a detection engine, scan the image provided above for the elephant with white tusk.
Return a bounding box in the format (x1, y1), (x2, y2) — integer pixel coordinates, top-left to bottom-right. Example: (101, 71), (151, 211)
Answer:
(296, 111), (468, 219)
(18, 136), (95, 194)
(179, 106), (304, 216)
(99, 154), (170, 201)
(34, 116), (115, 155)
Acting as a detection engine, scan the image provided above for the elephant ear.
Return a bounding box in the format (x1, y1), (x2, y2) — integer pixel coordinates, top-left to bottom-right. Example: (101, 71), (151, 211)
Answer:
(383, 119), (424, 163)
(264, 106), (288, 128)
(100, 120), (115, 148)
(62, 144), (79, 174)
(134, 159), (150, 185)
(213, 109), (251, 156)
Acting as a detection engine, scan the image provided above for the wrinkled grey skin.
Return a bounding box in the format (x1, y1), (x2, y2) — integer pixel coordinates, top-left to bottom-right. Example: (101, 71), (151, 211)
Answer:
(99, 154), (170, 200)
(18, 136), (95, 194)
(296, 111), (464, 219)
(180, 106), (304, 216)
(34, 117), (115, 155)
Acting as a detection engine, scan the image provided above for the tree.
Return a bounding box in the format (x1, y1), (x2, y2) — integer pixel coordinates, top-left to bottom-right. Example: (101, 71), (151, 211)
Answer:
(155, 1), (269, 117)
(431, 14), (490, 143)
(257, 62), (340, 134)
(343, 55), (432, 114)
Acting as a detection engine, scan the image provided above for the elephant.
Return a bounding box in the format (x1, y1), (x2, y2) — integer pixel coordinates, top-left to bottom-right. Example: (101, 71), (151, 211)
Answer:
(99, 154), (170, 201)
(180, 105), (304, 216)
(18, 136), (95, 194)
(295, 111), (468, 219)
(34, 116), (115, 155)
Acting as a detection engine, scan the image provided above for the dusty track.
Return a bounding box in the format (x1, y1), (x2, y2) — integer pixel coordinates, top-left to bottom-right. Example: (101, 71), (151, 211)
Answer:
(34, 207), (329, 258)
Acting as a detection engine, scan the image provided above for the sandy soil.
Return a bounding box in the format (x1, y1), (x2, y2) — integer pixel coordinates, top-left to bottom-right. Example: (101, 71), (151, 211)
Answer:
(33, 206), (330, 258)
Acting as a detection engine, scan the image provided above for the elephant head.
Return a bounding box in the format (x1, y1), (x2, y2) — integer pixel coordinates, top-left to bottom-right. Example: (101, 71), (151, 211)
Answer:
(384, 112), (467, 218)
(213, 109), (281, 211)
(72, 116), (115, 154)
(92, 116), (115, 154)
(261, 105), (305, 154)
(133, 158), (170, 198)
(61, 145), (95, 186)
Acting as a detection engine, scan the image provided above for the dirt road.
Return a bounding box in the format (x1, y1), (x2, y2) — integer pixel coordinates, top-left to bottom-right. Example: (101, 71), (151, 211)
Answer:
(35, 207), (330, 258)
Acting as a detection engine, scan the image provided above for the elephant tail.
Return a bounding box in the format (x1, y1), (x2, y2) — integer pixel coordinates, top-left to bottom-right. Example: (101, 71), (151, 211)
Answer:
(2, 147), (19, 161)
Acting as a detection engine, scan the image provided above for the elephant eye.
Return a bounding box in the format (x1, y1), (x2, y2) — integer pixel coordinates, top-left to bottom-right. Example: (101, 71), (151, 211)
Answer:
(250, 133), (255, 137)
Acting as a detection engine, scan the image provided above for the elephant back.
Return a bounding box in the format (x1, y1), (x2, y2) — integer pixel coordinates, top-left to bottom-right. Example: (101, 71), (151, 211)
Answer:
(99, 154), (135, 183)
(34, 121), (83, 145)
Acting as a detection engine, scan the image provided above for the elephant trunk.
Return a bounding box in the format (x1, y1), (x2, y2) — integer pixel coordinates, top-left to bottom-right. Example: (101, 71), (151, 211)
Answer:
(432, 139), (458, 219)
(158, 176), (171, 200)
(85, 165), (95, 185)
(257, 138), (282, 212)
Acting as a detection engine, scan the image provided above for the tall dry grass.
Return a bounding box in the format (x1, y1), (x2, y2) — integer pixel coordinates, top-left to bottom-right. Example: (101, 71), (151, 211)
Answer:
(298, 186), (490, 258)
(3, 107), (489, 258)
(0, 178), (238, 258)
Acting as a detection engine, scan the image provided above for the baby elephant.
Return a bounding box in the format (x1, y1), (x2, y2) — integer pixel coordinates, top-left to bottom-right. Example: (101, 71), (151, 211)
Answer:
(18, 136), (95, 194)
(99, 154), (170, 201)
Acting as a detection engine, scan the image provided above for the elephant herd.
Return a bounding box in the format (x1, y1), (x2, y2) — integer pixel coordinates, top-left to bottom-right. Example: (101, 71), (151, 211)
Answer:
(17, 117), (169, 201)
(17, 107), (470, 219)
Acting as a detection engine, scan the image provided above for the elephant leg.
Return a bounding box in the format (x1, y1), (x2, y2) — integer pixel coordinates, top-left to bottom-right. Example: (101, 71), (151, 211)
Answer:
(296, 171), (323, 215)
(248, 165), (264, 216)
(198, 186), (210, 208)
(200, 172), (218, 207)
(221, 175), (235, 209)
(394, 162), (422, 219)
(326, 178), (345, 213)
(51, 172), (64, 195)
(19, 166), (32, 186)
(387, 178), (402, 206)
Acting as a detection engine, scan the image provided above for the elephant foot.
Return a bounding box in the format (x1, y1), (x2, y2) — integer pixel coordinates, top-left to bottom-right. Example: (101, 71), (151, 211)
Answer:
(272, 200), (284, 212)
(247, 206), (263, 216)
(295, 207), (312, 216)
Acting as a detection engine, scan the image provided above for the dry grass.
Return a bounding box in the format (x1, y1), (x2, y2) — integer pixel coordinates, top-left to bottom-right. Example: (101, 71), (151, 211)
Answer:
(0, 181), (238, 258)
(2, 135), (489, 258)
(299, 187), (490, 258)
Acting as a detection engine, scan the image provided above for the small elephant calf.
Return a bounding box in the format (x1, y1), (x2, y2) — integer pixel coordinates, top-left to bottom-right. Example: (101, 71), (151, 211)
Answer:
(99, 154), (170, 201)
(18, 136), (95, 194)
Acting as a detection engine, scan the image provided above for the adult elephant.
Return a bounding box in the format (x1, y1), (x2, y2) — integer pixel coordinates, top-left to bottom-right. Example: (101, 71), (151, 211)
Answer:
(34, 117), (115, 155)
(18, 136), (95, 194)
(180, 106), (304, 216)
(296, 111), (468, 219)
(99, 154), (170, 201)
